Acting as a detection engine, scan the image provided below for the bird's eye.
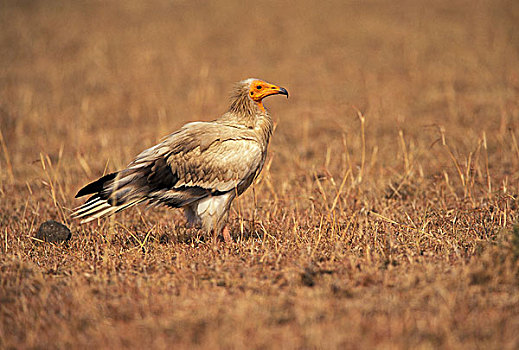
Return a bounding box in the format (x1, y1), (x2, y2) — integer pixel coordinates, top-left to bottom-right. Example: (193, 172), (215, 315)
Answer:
(250, 91), (254, 95)
(256, 85), (262, 90)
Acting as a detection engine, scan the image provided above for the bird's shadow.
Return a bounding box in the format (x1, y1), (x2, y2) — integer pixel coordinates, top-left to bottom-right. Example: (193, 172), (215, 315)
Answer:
(158, 221), (265, 247)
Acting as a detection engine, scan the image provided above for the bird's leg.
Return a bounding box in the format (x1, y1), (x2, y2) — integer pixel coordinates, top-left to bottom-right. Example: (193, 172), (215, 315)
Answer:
(222, 226), (232, 244)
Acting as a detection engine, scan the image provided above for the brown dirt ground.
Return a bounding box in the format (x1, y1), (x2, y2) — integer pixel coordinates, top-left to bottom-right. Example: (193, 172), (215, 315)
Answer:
(1, 0), (519, 348)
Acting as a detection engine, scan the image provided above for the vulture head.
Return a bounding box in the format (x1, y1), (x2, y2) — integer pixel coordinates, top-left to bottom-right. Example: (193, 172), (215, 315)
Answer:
(230, 78), (288, 116)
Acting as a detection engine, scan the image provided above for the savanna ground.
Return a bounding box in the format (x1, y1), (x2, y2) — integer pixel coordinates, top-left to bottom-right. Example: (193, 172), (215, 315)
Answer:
(1, 0), (519, 348)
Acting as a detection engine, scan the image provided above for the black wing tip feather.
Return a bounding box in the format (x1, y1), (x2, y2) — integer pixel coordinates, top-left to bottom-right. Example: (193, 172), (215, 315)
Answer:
(75, 172), (118, 198)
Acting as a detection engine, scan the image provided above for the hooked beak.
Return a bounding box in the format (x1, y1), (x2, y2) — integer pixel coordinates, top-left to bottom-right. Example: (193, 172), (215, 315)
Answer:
(252, 81), (290, 102)
(278, 87), (289, 98)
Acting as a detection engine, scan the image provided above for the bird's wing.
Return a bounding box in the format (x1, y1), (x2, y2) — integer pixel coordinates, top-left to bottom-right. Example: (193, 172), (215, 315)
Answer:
(114, 121), (264, 205)
(73, 122), (265, 221)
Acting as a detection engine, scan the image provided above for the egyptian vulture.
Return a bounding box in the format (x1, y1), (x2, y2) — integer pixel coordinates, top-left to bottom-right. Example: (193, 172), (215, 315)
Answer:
(73, 78), (288, 242)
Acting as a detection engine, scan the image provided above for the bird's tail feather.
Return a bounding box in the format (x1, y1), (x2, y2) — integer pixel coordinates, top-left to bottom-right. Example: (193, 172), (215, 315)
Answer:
(73, 164), (204, 223)
(73, 197), (145, 223)
(72, 170), (146, 223)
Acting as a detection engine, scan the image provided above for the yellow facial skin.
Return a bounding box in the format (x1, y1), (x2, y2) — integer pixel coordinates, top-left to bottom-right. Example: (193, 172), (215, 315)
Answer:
(248, 80), (289, 111)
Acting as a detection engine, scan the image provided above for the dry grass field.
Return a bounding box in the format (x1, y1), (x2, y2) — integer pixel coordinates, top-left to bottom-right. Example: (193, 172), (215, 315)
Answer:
(1, 0), (519, 348)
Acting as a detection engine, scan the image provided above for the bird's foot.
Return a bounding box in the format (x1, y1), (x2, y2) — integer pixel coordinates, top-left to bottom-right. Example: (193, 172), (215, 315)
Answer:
(222, 226), (232, 244)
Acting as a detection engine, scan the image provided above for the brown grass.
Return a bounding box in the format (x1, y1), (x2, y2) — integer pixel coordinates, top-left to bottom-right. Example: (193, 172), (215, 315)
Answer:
(1, 0), (519, 348)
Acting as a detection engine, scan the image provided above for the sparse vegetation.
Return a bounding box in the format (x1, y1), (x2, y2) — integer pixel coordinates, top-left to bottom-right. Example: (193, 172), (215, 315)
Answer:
(1, 0), (519, 348)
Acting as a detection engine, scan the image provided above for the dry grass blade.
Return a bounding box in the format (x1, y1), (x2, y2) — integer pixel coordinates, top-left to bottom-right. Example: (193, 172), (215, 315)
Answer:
(0, 129), (15, 184)
(1, 0), (518, 349)
(353, 106), (366, 184)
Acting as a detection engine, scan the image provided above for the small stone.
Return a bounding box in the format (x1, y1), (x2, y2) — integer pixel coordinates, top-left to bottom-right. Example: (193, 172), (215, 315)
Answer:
(35, 220), (71, 243)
